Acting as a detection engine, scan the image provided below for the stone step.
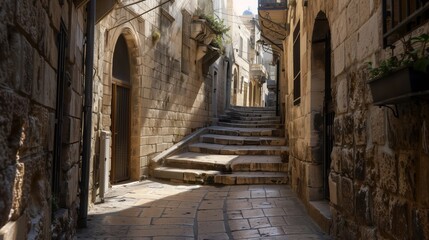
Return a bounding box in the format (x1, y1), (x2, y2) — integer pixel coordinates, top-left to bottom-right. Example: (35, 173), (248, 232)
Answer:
(230, 106), (275, 111)
(164, 152), (288, 172)
(219, 115), (281, 121)
(227, 108), (275, 113)
(230, 155), (288, 172)
(208, 126), (282, 137)
(188, 143), (289, 155)
(214, 172), (289, 185)
(164, 152), (235, 171)
(152, 166), (220, 184)
(226, 112), (276, 118)
(200, 134), (286, 146)
(218, 122), (283, 129)
(219, 119), (281, 124)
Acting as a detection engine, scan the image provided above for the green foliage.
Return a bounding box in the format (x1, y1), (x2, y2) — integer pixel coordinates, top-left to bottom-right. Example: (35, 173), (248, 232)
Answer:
(367, 33), (429, 80)
(197, 13), (230, 35)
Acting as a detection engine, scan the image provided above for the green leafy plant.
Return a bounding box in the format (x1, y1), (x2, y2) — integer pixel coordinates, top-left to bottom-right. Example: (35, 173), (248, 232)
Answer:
(201, 14), (230, 35)
(367, 33), (429, 80)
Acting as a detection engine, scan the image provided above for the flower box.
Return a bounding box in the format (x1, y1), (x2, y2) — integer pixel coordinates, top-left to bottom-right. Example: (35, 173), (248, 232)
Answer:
(368, 66), (429, 105)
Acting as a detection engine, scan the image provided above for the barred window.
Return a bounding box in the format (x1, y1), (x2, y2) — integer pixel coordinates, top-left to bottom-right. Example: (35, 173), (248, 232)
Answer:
(181, 10), (191, 74)
(383, 0), (429, 46)
(293, 21), (301, 106)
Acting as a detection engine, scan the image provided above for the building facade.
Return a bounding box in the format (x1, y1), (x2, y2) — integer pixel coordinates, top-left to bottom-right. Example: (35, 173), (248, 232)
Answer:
(89, 0), (226, 202)
(0, 0), (88, 239)
(260, 0), (429, 238)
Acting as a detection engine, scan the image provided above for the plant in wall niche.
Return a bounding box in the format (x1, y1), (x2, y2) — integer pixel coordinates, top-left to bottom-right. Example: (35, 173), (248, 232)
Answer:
(367, 33), (429, 105)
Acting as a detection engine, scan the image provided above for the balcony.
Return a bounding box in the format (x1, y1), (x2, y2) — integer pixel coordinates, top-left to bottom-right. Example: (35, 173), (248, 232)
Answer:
(258, 0), (288, 51)
(251, 64), (267, 84)
(258, 0), (288, 10)
(267, 80), (277, 91)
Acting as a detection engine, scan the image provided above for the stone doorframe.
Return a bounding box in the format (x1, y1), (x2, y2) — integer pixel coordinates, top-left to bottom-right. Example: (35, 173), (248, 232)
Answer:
(307, 11), (332, 201)
(102, 24), (143, 182)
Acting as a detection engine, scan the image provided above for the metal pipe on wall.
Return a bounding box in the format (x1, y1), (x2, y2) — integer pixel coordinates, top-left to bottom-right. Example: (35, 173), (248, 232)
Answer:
(78, 0), (96, 228)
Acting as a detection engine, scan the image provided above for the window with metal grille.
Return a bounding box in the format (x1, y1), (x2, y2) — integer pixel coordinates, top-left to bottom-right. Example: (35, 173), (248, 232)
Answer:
(181, 10), (191, 74)
(383, 0), (429, 46)
(293, 21), (301, 105)
(53, 21), (68, 202)
(247, 38), (251, 61)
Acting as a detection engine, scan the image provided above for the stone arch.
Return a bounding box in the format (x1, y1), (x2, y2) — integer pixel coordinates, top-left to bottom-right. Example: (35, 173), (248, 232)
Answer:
(308, 11), (333, 200)
(102, 24), (143, 182)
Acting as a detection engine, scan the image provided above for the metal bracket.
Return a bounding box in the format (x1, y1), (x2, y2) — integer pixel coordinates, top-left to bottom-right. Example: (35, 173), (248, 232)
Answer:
(379, 104), (399, 118)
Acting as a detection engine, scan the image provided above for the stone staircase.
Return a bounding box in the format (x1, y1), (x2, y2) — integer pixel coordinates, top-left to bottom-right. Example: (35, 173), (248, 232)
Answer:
(152, 106), (289, 185)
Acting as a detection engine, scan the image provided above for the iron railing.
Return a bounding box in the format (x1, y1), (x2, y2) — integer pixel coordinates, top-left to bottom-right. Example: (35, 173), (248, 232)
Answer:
(258, 0), (288, 10)
(383, 0), (429, 46)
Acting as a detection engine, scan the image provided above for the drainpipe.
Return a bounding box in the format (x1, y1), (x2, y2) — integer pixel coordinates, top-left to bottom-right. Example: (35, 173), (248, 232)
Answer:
(78, 0), (95, 228)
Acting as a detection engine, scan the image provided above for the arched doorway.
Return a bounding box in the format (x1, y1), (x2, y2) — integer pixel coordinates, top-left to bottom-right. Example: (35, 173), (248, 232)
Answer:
(111, 34), (131, 183)
(311, 12), (333, 200)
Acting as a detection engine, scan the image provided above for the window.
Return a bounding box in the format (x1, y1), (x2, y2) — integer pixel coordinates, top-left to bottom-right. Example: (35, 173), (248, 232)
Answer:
(383, 0), (429, 46)
(181, 10), (191, 74)
(239, 36), (243, 57)
(293, 21), (301, 105)
(247, 39), (251, 61)
(113, 35), (131, 83)
(53, 21), (68, 202)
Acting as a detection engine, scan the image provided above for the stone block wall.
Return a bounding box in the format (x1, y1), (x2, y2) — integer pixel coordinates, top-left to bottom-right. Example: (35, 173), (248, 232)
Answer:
(90, 0), (216, 200)
(0, 0), (86, 239)
(284, 0), (429, 239)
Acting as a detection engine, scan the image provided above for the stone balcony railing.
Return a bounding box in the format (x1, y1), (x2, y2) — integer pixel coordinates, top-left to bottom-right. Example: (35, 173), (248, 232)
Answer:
(250, 64), (267, 83)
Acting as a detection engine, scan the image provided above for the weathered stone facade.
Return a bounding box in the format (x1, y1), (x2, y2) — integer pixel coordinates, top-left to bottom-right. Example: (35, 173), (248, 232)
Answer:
(90, 0), (221, 201)
(283, 0), (429, 239)
(0, 0), (86, 239)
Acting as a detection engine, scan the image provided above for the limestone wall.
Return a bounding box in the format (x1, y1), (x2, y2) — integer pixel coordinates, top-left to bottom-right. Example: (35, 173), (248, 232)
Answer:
(285, 0), (429, 238)
(0, 0), (86, 239)
(91, 0), (214, 200)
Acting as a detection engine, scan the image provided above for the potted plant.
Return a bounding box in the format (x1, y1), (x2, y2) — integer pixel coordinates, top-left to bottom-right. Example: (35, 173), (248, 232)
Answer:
(367, 33), (429, 105)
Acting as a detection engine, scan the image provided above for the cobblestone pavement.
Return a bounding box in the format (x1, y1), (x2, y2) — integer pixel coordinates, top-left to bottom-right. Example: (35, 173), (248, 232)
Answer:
(76, 180), (330, 239)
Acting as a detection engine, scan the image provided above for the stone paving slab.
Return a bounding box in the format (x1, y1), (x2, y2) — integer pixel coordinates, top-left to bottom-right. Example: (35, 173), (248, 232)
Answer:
(76, 180), (330, 240)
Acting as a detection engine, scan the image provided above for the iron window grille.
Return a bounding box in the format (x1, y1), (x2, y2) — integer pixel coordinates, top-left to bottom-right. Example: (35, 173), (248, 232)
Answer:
(53, 21), (68, 201)
(293, 21), (301, 105)
(383, 0), (429, 47)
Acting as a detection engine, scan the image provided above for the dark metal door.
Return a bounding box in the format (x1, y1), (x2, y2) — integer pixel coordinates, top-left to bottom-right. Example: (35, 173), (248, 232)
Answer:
(111, 83), (130, 183)
(323, 33), (334, 200)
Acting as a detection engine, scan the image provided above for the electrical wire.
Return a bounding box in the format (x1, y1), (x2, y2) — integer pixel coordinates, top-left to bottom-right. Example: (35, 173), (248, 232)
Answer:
(108, 0), (173, 30)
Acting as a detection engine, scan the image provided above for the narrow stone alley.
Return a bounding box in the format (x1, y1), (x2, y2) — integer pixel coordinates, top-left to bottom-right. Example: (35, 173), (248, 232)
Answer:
(76, 180), (330, 239)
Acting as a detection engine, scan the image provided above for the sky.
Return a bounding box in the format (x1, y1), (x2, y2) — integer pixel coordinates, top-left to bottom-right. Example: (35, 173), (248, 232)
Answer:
(235, 0), (258, 15)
